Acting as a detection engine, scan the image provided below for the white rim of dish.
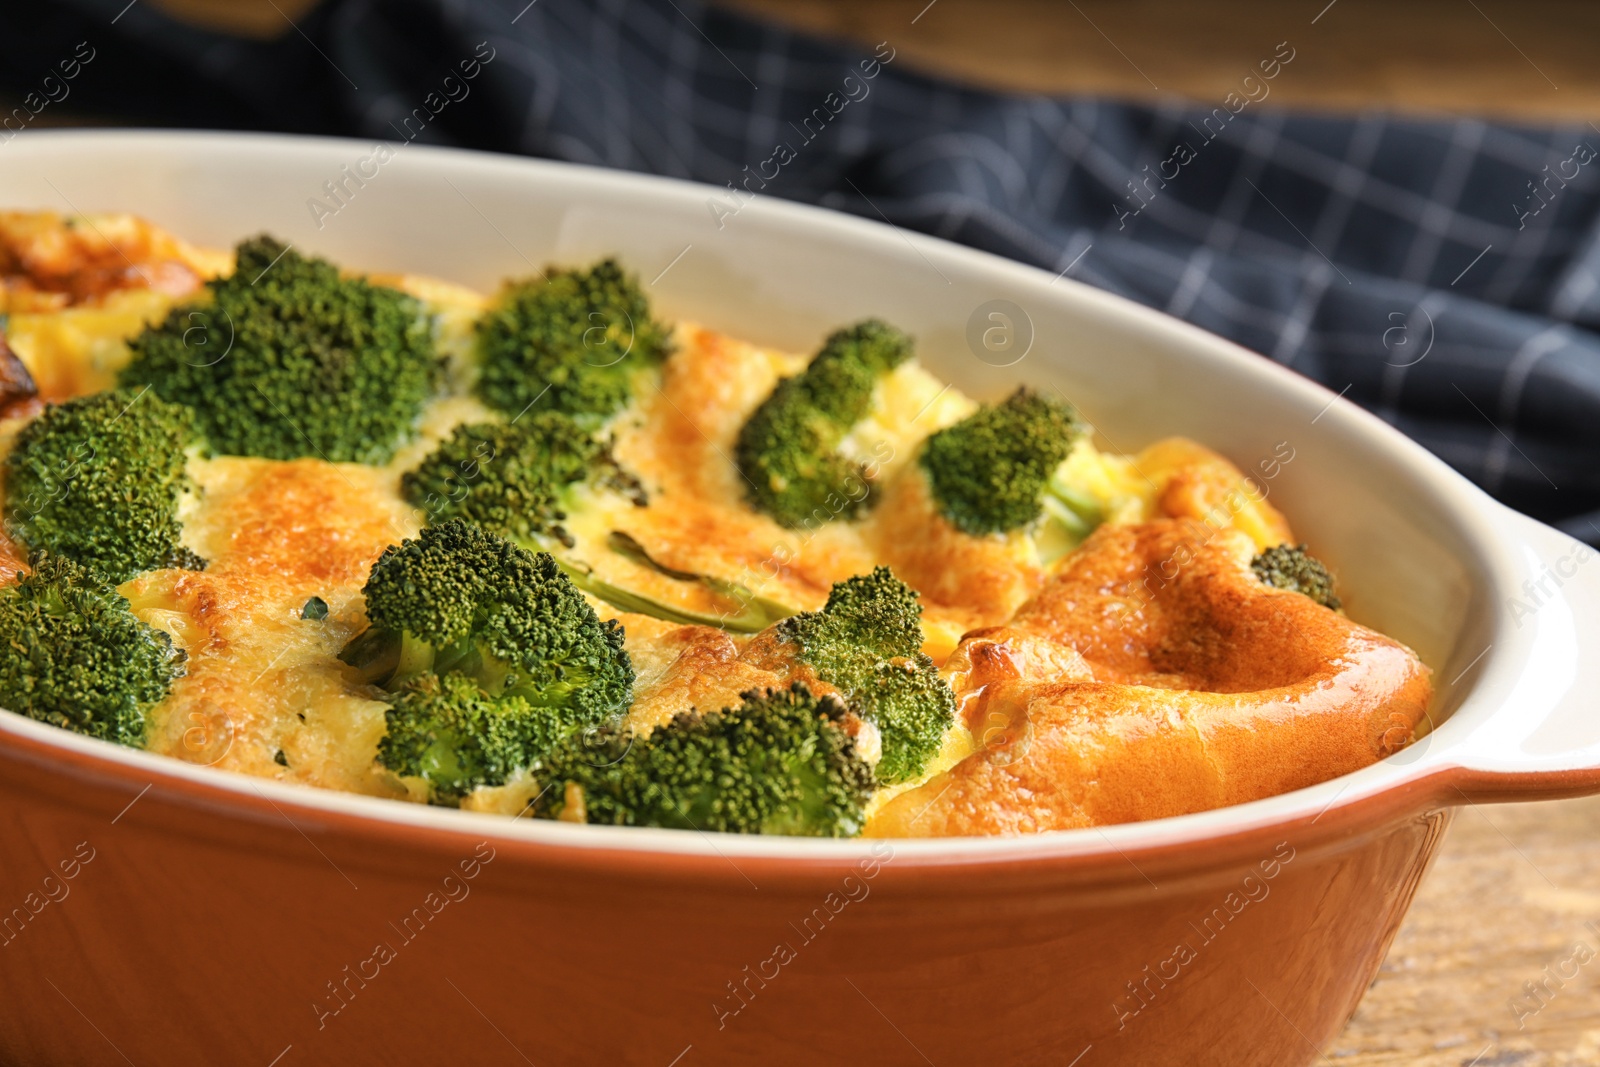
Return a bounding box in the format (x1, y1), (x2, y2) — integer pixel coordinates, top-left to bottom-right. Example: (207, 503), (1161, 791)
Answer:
(0, 129), (1545, 864)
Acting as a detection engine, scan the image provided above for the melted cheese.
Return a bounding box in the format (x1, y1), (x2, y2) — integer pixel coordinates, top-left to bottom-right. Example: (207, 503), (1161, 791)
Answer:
(7, 289), (180, 399)
(124, 455), (421, 797)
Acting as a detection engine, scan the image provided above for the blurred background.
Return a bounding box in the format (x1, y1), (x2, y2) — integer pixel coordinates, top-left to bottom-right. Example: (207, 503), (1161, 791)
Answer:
(21, 0), (1600, 120)
(3, 1), (1598, 1063)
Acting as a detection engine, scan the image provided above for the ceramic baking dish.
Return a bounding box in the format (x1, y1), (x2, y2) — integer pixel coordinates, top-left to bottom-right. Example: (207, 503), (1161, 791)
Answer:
(0, 131), (1596, 1067)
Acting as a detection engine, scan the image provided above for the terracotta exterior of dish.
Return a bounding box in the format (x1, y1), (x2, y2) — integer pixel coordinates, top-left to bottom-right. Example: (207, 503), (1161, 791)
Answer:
(4, 727), (1591, 1067)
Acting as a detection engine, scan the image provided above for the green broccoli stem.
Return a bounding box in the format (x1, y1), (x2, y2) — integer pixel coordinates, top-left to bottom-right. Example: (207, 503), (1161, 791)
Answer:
(338, 626), (512, 692)
(1036, 474), (1106, 564)
(554, 551), (795, 635)
(598, 532), (795, 632)
(346, 623), (602, 707)
(401, 411), (796, 633)
(337, 626), (399, 684)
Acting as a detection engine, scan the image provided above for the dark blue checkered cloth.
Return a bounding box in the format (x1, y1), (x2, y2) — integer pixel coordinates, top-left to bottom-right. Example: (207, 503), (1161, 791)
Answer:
(7, 0), (1600, 540)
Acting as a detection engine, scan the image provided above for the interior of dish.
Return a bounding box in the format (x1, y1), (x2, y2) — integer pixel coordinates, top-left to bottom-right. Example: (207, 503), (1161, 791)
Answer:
(0, 210), (1433, 837)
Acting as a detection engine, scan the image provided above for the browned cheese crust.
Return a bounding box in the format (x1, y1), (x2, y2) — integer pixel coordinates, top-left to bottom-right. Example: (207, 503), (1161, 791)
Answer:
(0, 211), (220, 310)
(866, 520), (1433, 836)
(122, 458), (419, 796)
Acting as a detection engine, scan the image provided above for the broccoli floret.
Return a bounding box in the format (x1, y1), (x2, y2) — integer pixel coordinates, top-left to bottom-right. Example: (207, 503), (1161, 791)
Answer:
(0, 554), (184, 746)
(1252, 543), (1341, 610)
(380, 671), (573, 803)
(402, 412), (641, 550)
(344, 519), (632, 709)
(920, 387), (1095, 544)
(4, 388), (203, 583)
(776, 567), (955, 784)
(341, 519), (634, 802)
(532, 684), (873, 836)
(735, 319), (912, 529)
(120, 235), (443, 463)
(475, 260), (672, 422)
(404, 419), (793, 633)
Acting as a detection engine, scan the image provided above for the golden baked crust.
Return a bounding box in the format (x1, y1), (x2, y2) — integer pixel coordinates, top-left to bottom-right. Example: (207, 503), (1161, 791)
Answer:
(865, 521), (1432, 836)
(122, 456), (419, 796)
(0, 211), (226, 311)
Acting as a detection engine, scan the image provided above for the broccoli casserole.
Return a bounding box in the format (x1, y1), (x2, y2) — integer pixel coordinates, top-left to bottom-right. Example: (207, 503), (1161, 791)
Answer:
(0, 211), (1433, 837)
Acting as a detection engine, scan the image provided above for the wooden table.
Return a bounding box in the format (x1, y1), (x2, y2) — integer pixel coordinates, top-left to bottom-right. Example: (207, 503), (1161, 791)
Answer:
(1329, 797), (1600, 1065)
(73, 2), (1600, 1062)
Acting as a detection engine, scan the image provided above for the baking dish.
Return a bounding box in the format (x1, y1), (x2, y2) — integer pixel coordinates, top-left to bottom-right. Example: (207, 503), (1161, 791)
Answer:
(0, 130), (1596, 1067)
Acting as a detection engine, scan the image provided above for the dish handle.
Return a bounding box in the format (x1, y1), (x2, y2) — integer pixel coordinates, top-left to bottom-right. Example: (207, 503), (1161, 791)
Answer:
(1443, 506), (1600, 803)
